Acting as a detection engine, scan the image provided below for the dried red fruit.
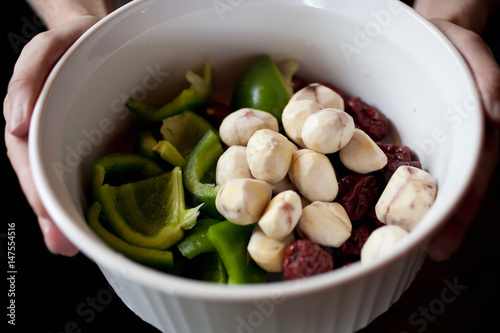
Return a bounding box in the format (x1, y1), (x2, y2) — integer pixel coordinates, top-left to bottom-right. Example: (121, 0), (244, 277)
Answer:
(337, 173), (382, 222)
(204, 101), (233, 127)
(292, 76), (308, 92)
(282, 239), (334, 280)
(346, 97), (389, 141)
(336, 223), (371, 261)
(377, 143), (412, 164)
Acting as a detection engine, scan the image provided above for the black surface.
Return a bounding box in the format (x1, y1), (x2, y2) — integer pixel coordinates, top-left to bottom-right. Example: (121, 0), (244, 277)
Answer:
(1, 1), (499, 332)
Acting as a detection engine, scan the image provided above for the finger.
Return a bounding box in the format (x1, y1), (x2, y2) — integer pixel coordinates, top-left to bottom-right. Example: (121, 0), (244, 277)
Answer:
(427, 129), (499, 261)
(5, 132), (79, 256)
(38, 217), (79, 257)
(3, 15), (98, 136)
(430, 18), (500, 129)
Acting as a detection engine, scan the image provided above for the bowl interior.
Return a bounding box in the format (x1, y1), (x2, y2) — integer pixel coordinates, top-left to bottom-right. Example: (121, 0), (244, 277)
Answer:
(30, 0), (482, 300)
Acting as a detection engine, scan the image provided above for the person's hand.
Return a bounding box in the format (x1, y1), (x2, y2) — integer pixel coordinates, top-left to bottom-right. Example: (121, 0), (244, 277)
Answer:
(415, 17), (500, 261)
(4, 15), (100, 256)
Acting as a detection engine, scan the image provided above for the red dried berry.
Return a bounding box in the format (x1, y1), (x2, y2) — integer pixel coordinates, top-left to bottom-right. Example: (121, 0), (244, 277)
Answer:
(204, 101), (233, 127)
(282, 239), (334, 280)
(346, 97), (389, 141)
(377, 143), (412, 164)
(337, 173), (382, 222)
(336, 223), (372, 260)
(292, 76), (308, 92)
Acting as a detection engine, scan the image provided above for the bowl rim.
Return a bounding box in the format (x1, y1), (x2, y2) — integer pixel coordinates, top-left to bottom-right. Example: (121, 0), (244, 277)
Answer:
(29, 0), (484, 301)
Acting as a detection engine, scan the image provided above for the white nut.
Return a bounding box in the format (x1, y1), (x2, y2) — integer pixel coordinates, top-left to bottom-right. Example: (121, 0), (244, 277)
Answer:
(288, 149), (338, 202)
(268, 176), (297, 195)
(215, 145), (253, 185)
(360, 225), (409, 264)
(258, 190), (302, 240)
(282, 100), (323, 147)
(339, 129), (387, 174)
(247, 226), (295, 273)
(302, 108), (355, 154)
(246, 129), (293, 183)
(219, 108), (279, 146)
(215, 178), (272, 225)
(289, 83), (345, 110)
(375, 166), (437, 231)
(298, 201), (352, 247)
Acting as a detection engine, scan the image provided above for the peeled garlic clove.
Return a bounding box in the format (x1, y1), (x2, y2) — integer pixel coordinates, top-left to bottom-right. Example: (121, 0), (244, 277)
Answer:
(246, 129), (293, 184)
(215, 178), (272, 225)
(258, 190), (302, 240)
(215, 145), (253, 185)
(339, 128), (387, 174)
(219, 108), (279, 146)
(360, 225), (409, 264)
(302, 108), (355, 154)
(289, 83), (345, 110)
(288, 149), (338, 202)
(247, 226), (295, 273)
(375, 166), (437, 231)
(282, 100), (323, 147)
(298, 201), (352, 247)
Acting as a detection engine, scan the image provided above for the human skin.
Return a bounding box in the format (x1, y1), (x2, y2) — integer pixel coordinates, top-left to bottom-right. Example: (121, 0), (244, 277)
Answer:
(414, 0), (500, 261)
(4, 0), (117, 256)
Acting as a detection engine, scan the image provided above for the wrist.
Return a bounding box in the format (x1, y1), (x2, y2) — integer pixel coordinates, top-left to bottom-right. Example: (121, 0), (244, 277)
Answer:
(27, 0), (116, 29)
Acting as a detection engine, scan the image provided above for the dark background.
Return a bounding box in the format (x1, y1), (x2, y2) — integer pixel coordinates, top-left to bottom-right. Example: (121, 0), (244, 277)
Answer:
(1, 1), (499, 332)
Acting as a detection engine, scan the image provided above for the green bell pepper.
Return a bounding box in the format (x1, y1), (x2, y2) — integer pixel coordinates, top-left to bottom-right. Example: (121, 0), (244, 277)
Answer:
(159, 110), (216, 158)
(176, 218), (221, 259)
(154, 140), (187, 168)
(87, 201), (174, 269)
(89, 153), (165, 201)
(183, 129), (223, 219)
(231, 55), (298, 123)
(97, 166), (201, 250)
(207, 221), (267, 284)
(126, 59), (213, 121)
(180, 251), (228, 283)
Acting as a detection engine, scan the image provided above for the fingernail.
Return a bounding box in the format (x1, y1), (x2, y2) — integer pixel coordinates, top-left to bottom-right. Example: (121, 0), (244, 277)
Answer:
(6, 104), (27, 135)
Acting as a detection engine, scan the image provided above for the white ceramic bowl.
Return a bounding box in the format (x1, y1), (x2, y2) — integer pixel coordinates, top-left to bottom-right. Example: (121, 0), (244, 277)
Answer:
(30, 0), (483, 332)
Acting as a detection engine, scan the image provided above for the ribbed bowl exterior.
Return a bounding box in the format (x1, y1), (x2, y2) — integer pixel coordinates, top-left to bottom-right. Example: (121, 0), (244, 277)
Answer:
(101, 246), (426, 333)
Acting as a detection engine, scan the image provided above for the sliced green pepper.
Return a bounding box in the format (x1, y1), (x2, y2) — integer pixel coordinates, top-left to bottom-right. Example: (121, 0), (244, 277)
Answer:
(133, 126), (162, 161)
(126, 59), (213, 121)
(97, 166), (201, 250)
(176, 218), (221, 259)
(87, 201), (174, 269)
(153, 140), (187, 168)
(159, 110), (216, 158)
(207, 221), (267, 284)
(183, 129), (223, 219)
(89, 153), (165, 201)
(179, 251), (228, 283)
(231, 55), (297, 123)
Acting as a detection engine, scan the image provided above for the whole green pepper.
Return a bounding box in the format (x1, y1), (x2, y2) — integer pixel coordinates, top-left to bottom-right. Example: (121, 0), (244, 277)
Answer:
(231, 55), (297, 123)
(97, 166), (201, 250)
(87, 201), (174, 269)
(207, 221), (267, 284)
(126, 60), (213, 121)
(183, 129), (223, 219)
